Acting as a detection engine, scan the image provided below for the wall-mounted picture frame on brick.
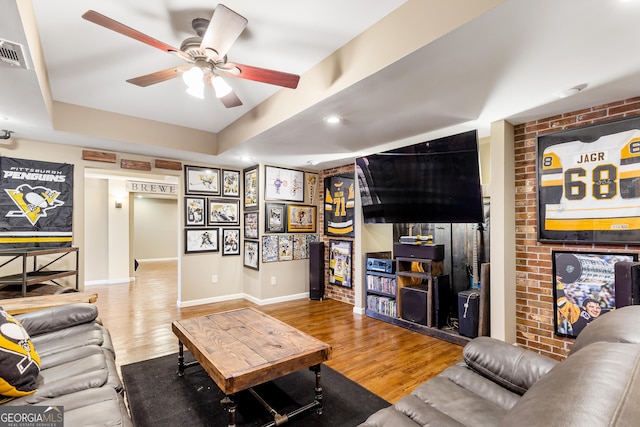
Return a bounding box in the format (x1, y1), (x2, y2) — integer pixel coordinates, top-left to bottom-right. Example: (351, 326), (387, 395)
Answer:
(552, 250), (637, 338)
(328, 239), (352, 288)
(537, 116), (640, 244)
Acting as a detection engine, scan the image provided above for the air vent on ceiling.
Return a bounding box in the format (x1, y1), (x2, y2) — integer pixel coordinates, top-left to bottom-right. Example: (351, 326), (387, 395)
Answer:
(0, 39), (28, 69)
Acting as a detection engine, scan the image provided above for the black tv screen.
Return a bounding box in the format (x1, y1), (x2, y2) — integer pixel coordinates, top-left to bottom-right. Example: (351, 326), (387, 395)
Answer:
(356, 130), (483, 224)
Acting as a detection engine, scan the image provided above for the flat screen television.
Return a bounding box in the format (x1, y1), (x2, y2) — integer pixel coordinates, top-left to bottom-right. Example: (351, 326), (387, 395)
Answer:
(355, 130), (483, 224)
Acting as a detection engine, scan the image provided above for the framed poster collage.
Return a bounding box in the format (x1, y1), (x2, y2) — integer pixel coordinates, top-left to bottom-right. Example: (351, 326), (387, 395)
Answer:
(184, 165), (241, 256)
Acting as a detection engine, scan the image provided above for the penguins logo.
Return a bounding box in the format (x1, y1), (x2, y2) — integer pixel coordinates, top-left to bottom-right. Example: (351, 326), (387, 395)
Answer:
(4, 184), (65, 226)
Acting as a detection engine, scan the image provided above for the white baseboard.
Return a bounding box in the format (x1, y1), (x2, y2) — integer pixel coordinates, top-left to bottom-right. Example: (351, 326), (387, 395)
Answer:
(353, 306), (365, 315)
(85, 277), (132, 286)
(177, 292), (310, 308)
(136, 257), (178, 263)
(243, 292), (309, 306)
(177, 293), (245, 308)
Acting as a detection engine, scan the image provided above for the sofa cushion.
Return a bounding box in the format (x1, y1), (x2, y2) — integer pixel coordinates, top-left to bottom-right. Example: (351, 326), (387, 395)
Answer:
(4, 387), (133, 427)
(500, 342), (640, 427)
(30, 322), (108, 357)
(410, 374), (508, 426)
(15, 303), (99, 338)
(463, 336), (558, 395)
(0, 308), (40, 402)
(7, 345), (123, 405)
(359, 405), (425, 427)
(438, 365), (520, 411)
(569, 305), (640, 356)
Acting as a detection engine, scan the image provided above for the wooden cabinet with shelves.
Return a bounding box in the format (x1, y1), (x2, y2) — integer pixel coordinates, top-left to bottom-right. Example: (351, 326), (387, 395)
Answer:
(395, 257), (443, 327)
(0, 247), (79, 297)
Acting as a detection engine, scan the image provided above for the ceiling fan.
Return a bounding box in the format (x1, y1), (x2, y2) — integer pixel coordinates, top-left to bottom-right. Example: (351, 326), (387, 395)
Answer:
(82, 4), (300, 108)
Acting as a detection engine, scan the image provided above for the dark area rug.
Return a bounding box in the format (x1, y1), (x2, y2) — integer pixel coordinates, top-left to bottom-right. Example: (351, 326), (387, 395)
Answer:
(121, 352), (389, 427)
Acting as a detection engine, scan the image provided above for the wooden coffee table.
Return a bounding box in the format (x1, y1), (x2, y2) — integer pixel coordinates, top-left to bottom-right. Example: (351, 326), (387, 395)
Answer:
(171, 307), (332, 426)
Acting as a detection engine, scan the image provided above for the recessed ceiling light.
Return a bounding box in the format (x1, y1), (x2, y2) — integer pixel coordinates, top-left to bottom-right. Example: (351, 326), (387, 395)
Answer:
(323, 115), (342, 124)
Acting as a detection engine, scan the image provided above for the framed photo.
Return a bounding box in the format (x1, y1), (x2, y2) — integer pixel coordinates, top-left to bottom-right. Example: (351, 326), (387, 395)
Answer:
(264, 165), (304, 202)
(537, 116), (640, 244)
(222, 228), (240, 256)
(552, 250), (637, 338)
(243, 166), (258, 210)
(208, 198), (240, 226)
(293, 234), (309, 260)
(265, 203), (286, 233)
(278, 235), (294, 261)
(324, 174), (355, 237)
(184, 228), (218, 254)
(328, 239), (352, 288)
(306, 173), (319, 205)
(286, 204), (317, 233)
(244, 240), (260, 270)
(244, 212), (259, 239)
(262, 236), (279, 263)
(185, 165), (220, 195)
(185, 197), (206, 226)
(222, 169), (240, 197)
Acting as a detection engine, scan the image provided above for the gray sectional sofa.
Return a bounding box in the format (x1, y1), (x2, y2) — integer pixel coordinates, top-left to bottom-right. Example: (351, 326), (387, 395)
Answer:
(3, 303), (132, 427)
(360, 305), (640, 427)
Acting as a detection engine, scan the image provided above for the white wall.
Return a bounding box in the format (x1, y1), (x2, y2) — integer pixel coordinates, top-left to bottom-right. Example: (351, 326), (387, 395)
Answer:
(132, 197), (178, 261)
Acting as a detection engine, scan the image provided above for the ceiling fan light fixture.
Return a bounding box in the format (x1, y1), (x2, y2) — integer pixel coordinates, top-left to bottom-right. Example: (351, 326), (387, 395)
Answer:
(182, 66), (204, 87)
(186, 84), (204, 99)
(212, 76), (232, 98)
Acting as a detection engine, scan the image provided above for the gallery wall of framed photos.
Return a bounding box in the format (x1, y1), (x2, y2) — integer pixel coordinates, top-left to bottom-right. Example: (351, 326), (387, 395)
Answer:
(249, 164), (320, 269)
(184, 165), (241, 256)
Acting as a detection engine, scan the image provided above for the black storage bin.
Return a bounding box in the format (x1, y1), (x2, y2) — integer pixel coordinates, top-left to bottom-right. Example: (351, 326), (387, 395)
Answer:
(458, 290), (480, 338)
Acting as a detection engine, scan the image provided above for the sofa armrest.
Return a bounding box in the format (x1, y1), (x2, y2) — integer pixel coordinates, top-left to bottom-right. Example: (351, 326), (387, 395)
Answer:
(463, 337), (558, 395)
(14, 303), (99, 337)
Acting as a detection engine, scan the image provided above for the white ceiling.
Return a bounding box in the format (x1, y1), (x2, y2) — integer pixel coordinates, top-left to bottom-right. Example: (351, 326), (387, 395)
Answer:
(2, 0), (640, 170)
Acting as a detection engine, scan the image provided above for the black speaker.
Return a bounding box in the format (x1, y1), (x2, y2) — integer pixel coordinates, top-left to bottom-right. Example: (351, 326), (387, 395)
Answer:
(458, 290), (480, 338)
(309, 242), (325, 300)
(401, 285), (428, 325)
(433, 275), (451, 329)
(615, 261), (640, 308)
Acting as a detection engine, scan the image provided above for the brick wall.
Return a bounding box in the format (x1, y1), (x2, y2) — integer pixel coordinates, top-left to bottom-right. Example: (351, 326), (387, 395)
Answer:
(514, 96), (640, 360)
(319, 164), (356, 304)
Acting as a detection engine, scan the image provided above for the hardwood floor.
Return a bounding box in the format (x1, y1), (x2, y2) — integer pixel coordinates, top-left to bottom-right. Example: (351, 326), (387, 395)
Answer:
(88, 260), (464, 404)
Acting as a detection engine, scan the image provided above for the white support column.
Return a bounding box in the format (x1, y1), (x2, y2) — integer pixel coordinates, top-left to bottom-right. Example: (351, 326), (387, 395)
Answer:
(107, 179), (131, 283)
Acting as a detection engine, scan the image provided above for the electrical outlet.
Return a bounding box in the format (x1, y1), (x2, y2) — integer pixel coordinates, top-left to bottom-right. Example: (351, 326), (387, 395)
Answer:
(271, 276), (276, 285)
(211, 275), (218, 283)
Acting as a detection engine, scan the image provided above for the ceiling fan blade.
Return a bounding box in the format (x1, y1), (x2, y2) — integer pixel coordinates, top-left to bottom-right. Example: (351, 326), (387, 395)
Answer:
(126, 66), (191, 87)
(225, 63), (300, 89)
(82, 10), (192, 62)
(219, 91), (243, 108)
(200, 5), (248, 60)
(205, 75), (242, 108)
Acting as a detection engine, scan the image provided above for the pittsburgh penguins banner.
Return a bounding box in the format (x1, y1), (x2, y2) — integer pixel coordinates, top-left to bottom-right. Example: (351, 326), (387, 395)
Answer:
(0, 157), (74, 248)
